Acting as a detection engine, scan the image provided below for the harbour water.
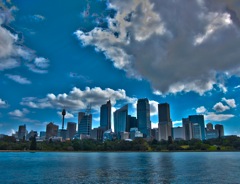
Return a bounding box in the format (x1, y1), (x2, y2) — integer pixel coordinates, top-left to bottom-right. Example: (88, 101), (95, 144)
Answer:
(0, 152), (239, 183)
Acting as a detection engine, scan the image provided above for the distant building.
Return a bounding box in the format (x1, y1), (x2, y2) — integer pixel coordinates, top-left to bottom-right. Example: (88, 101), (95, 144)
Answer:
(137, 98), (151, 138)
(130, 128), (143, 140)
(173, 127), (184, 140)
(46, 122), (59, 139)
(158, 103), (172, 140)
(206, 129), (218, 139)
(59, 129), (67, 140)
(103, 129), (116, 141)
(78, 112), (92, 136)
(26, 130), (38, 141)
(100, 100), (111, 131)
(189, 115), (205, 140)
(182, 118), (192, 140)
(151, 128), (159, 141)
(114, 105), (128, 134)
(215, 124), (224, 138)
(192, 123), (202, 140)
(128, 115), (138, 131)
(67, 122), (77, 140)
(18, 124), (27, 140)
(120, 132), (130, 140)
(90, 127), (104, 141)
(206, 123), (213, 130)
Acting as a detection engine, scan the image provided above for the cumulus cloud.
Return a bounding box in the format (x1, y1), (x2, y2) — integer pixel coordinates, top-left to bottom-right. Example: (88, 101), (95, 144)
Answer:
(205, 112), (234, 121)
(0, 98), (8, 108)
(222, 97), (237, 108)
(0, 4), (49, 73)
(21, 87), (136, 111)
(213, 102), (230, 112)
(76, 0), (240, 95)
(149, 100), (158, 116)
(196, 106), (207, 114)
(5, 74), (31, 84)
(9, 108), (29, 117)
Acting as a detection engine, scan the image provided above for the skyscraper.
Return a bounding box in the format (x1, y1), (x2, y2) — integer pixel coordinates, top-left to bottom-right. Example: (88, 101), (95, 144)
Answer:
(100, 100), (111, 130)
(158, 103), (172, 140)
(215, 124), (224, 138)
(182, 118), (193, 140)
(189, 115), (205, 140)
(78, 112), (92, 136)
(137, 98), (151, 137)
(46, 122), (59, 139)
(67, 122), (77, 139)
(18, 124), (27, 140)
(114, 105), (128, 134)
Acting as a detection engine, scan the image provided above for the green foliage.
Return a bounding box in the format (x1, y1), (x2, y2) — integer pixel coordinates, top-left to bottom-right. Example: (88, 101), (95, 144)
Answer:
(0, 136), (240, 151)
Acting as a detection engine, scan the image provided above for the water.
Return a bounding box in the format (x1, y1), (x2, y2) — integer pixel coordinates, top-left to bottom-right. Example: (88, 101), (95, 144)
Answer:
(0, 152), (239, 184)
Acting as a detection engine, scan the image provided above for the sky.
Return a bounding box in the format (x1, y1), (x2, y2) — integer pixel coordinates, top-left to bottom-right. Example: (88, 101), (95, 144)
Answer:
(0, 0), (240, 136)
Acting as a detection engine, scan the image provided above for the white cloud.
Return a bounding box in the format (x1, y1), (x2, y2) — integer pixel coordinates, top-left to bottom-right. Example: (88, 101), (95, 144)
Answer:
(0, 5), (49, 73)
(5, 74), (31, 84)
(21, 87), (136, 111)
(76, 0), (240, 95)
(213, 102), (230, 112)
(0, 98), (8, 108)
(196, 106), (207, 114)
(222, 97), (237, 108)
(9, 108), (29, 117)
(172, 120), (182, 127)
(151, 122), (158, 129)
(205, 112), (234, 121)
(57, 111), (74, 119)
(149, 100), (158, 116)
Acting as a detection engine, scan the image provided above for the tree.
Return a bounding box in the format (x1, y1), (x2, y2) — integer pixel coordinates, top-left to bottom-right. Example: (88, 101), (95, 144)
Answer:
(30, 135), (37, 150)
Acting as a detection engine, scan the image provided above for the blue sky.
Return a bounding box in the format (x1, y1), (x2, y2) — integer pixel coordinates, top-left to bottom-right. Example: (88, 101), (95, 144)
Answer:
(0, 0), (239, 136)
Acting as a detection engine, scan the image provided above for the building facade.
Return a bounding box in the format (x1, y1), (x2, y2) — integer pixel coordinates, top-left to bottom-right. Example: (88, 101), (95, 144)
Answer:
(189, 115), (205, 140)
(158, 103), (172, 140)
(114, 105), (128, 134)
(46, 122), (59, 139)
(100, 100), (111, 131)
(78, 112), (92, 136)
(137, 98), (151, 138)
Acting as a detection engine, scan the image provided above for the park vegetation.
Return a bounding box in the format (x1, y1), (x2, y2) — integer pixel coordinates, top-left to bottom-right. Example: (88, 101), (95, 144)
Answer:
(0, 135), (240, 152)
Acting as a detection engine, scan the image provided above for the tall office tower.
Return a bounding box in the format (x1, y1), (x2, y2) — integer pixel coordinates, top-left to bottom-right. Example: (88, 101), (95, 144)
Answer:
(100, 100), (111, 130)
(215, 124), (224, 138)
(18, 124), (27, 140)
(67, 122), (77, 139)
(137, 98), (151, 137)
(206, 123), (213, 130)
(189, 115), (205, 140)
(192, 123), (202, 139)
(182, 118), (192, 140)
(46, 122), (59, 139)
(114, 105), (128, 134)
(158, 103), (172, 140)
(78, 112), (92, 136)
(128, 115), (138, 130)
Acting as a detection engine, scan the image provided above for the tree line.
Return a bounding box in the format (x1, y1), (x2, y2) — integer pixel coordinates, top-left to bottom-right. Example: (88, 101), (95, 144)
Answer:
(0, 135), (240, 151)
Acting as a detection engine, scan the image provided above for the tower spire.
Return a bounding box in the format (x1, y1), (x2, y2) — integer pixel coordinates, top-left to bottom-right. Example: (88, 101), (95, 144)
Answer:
(62, 109), (66, 130)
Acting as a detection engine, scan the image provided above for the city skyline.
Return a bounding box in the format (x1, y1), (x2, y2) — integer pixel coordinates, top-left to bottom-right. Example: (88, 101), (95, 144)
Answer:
(0, 0), (240, 136)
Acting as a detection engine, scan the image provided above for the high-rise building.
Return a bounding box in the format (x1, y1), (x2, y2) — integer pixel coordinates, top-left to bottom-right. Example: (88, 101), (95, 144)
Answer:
(192, 123), (202, 140)
(46, 122), (59, 139)
(173, 127), (185, 140)
(114, 105), (128, 134)
(67, 122), (77, 140)
(182, 118), (192, 140)
(158, 103), (172, 140)
(215, 124), (224, 138)
(90, 128), (104, 141)
(18, 124), (27, 140)
(189, 115), (205, 140)
(137, 98), (151, 137)
(206, 123), (213, 130)
(100, 100), (111, 130)
(78, 112), (92, 136)
(128, 115), (138, 131)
